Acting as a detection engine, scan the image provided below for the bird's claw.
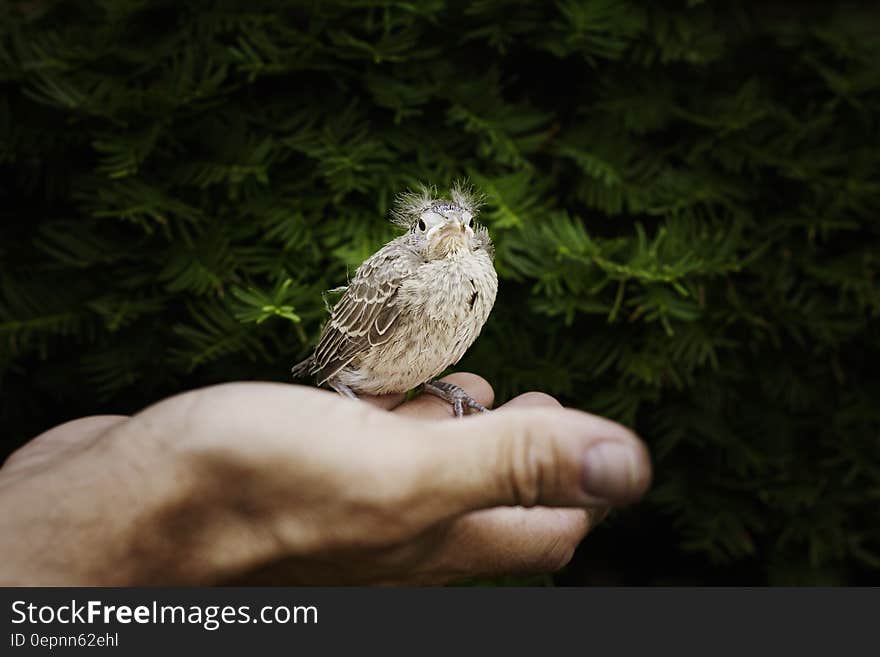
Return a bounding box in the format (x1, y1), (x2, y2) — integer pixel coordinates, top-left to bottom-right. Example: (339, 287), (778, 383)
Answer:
(329, 380), (360, 400)
(422, 380), (490, 418)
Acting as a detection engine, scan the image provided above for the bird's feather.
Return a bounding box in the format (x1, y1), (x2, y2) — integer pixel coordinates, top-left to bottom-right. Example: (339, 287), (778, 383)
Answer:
(310, 239), (424, 385)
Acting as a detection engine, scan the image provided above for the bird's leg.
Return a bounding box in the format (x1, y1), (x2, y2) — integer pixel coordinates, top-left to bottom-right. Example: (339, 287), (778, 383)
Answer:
(423, 380), (490, 418)
(329, 380), (360, 400)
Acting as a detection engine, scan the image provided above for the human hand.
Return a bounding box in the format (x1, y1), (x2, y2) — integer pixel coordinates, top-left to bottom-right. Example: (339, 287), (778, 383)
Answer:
(0, 374), (651, 585)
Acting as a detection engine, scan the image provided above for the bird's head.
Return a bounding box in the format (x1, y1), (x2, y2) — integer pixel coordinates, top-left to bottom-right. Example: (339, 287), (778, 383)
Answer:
(415, 202), (475, 259)
(392, 182), (490, 260)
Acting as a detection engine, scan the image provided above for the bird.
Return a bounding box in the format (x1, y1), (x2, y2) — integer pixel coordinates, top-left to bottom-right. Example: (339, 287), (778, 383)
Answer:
(291, 182), (498, 417)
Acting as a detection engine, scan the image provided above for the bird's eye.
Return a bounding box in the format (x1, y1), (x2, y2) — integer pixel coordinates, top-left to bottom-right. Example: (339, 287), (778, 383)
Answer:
(418, 219), (426, 231)
(467, 217), (474, 228)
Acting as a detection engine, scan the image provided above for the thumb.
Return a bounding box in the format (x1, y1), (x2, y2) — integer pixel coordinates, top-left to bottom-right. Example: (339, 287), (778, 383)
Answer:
(406, 406), (652, 524)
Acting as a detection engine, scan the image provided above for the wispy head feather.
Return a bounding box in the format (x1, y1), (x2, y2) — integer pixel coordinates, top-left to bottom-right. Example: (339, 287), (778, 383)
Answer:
(450, 179), (485, 214)
(390, 180), (483, 227)
(390, 184), (436, 227)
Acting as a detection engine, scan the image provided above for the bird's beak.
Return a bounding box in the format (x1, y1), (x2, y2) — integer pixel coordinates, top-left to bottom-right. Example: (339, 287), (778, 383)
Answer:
(427, 220), (472, 256)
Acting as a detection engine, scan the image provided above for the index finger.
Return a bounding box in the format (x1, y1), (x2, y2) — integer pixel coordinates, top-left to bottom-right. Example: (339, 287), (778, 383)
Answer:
(390, 373), (494, 419)
(359, 392), (406, 411)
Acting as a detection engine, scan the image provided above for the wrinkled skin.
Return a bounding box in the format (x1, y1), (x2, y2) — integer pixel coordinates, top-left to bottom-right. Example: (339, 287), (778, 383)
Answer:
(0, 373), (651, 585)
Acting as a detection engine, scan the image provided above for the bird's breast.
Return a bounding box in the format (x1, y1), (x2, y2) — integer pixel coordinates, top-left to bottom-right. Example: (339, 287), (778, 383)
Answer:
(340, 251), (497, 395)
(402, 251), (497, 321)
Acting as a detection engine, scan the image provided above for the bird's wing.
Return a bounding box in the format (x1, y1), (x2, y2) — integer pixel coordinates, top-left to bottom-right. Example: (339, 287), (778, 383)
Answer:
(311, 240), (422, 385)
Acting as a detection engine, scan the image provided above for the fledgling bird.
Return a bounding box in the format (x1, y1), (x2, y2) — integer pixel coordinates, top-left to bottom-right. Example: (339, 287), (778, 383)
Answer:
(291, 182), (498, 417)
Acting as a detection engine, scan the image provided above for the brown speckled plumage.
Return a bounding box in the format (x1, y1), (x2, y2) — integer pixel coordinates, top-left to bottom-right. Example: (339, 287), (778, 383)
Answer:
(292, 184), (498, 408)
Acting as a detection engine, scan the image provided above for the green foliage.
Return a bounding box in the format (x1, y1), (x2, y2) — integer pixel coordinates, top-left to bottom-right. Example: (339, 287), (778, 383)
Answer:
(1, 0), (879, 585)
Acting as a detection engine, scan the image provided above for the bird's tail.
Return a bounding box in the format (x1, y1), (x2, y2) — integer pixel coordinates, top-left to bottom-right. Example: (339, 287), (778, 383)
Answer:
(291, 357), (313, 380)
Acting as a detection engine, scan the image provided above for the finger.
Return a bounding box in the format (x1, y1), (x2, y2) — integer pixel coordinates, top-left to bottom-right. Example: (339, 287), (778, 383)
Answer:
(391, 372), (494, 419)
(396, 406), (651, 525)
(498, 391), (562, 410)
(360, 392), (406, 411)
(295, 382), (405, 411)
(224, 506), (604, 586)
(394, 386), (559, 420)
(426, 506), (600, 581)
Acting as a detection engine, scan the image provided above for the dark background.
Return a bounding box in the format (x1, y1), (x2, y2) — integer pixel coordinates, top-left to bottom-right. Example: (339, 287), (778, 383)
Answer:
(1, 1), (878, 585)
